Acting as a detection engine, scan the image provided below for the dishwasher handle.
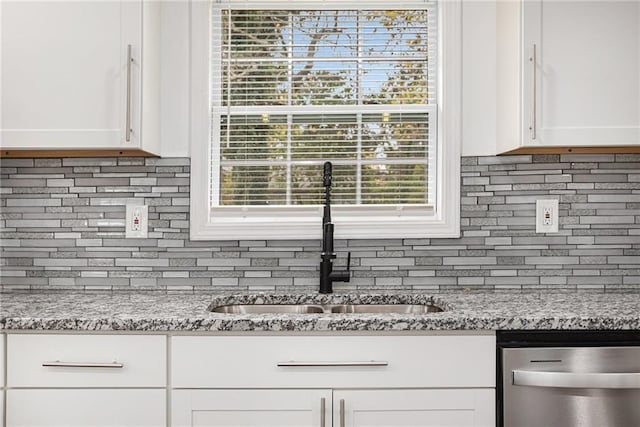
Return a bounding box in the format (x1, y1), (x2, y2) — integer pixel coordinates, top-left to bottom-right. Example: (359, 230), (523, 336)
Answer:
(513, 370), (640, 389)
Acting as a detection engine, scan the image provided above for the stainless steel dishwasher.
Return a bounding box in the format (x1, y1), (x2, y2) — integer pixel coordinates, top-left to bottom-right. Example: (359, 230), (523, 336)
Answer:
(498, 331), (640, 427)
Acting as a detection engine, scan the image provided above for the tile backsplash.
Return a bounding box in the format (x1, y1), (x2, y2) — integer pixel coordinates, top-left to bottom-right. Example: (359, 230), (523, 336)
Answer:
(1, 154), (639, 291)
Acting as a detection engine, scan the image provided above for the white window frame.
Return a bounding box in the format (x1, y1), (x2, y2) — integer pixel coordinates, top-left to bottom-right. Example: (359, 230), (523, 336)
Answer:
(190, 0), (461, 240)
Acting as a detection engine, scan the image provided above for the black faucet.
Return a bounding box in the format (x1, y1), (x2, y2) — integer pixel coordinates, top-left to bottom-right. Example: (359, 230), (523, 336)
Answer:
(319, 161), (351, 294)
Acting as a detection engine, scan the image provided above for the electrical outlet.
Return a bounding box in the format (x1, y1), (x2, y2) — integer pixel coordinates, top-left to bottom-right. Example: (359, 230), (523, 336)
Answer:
(536, 199), (559, 233)
(126, 204), (148, 238)
(543, 206), (553, 226)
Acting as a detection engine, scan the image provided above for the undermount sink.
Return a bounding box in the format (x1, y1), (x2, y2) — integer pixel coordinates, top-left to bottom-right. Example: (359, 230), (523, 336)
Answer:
(211, 303), (444, 314)
(212, 304), (326, 314)
(329, 304), (443, 314)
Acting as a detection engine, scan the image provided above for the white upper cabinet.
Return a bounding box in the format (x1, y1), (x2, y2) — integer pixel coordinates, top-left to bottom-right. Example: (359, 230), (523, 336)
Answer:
(497, 0), (640, 153)
(0, 1), (160, 154)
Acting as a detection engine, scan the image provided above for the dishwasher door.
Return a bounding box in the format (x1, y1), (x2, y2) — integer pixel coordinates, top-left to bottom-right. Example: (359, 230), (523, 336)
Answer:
(503, 346), (640, 427)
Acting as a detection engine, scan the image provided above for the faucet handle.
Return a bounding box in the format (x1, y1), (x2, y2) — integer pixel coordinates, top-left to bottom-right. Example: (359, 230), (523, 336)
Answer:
(342, 252), (351, 283)
(329, 251), (351, 284)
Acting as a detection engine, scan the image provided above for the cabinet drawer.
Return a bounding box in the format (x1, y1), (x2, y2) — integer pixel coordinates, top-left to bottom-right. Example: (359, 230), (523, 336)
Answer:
(172, 334), (495, 388)
(7, 389), (165, 427)
(8, 334), (166, 387)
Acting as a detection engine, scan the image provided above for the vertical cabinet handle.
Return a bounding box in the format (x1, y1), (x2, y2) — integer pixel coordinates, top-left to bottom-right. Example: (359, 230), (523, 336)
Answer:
(340, 398), (345, 427)
(320, 397), (326, 427)
(126, 44), (133, 142)
(529, 43), (537, 140)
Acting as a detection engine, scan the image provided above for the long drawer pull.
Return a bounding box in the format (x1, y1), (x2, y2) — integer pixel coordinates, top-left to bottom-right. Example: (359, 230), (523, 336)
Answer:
(42, 361), (124, 369)
(277, 360), (388, 367)
(513, 370), (640, 389)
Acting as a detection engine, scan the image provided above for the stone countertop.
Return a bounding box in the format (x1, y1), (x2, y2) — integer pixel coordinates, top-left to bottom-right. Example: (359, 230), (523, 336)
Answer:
(1, 290), (639, 331)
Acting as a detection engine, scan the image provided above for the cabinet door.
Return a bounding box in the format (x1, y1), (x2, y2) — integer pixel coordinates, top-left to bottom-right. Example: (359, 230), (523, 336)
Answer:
(1, 335), (3, 427)
(172, 389), (332, 427)
(523, 0), (640, 147)
(6, 389), (165, 427)
(0, 334), (4, 385)
(0, 1), (141, 149)
(334, 389), (494, 427)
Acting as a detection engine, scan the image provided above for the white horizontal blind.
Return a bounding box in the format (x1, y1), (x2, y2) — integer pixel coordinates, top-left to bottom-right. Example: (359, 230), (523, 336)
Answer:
(210, 1), (438, 208)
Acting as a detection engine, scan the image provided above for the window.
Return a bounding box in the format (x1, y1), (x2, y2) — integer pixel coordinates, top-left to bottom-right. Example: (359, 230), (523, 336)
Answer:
(190, 0), (461, 240)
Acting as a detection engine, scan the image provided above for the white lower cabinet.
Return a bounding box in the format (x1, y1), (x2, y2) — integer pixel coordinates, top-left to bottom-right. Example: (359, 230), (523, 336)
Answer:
(171, 335), (495, 389)
(172, 388), (494, 427)
(1, 334), (4, 427)
(172, 389), (331, 427)
(5, 334), (167, 427)
(334, 389), (495, 427)
(2, 333), (496, 427)
(6, 389), (165, 427)
(171, 334), (496, 427)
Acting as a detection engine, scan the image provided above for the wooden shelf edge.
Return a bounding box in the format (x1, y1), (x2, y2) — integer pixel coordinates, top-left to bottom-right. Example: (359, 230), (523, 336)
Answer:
(499, 146), (640, 155)
(0, 149), (159, 158)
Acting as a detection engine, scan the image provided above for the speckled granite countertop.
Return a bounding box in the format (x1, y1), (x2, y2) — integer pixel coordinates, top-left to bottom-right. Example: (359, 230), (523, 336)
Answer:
(1, 290), (639, 331)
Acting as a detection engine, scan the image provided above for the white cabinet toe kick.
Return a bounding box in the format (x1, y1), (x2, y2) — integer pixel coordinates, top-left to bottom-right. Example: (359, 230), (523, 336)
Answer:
(2, 332), (496, 427)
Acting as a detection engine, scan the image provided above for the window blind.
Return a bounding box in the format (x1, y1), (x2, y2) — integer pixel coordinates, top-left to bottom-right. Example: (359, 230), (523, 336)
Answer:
(211, 2), (438, 208)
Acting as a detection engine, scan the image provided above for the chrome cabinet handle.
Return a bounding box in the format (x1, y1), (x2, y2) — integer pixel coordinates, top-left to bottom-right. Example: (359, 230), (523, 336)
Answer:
(277, 360), (388, 367)
(125, 44), (133, 142)
(43, 361), (124, 368)
(339, 398), (345, 427)
(529, 43), (537, 140)
(513, 370), (640, 389)
(320, 397), (326, 427)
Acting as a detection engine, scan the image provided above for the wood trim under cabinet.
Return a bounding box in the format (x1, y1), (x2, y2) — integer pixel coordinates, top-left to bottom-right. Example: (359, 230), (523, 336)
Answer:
(500, 146), (640, 155)
(0, 149), (158, 158)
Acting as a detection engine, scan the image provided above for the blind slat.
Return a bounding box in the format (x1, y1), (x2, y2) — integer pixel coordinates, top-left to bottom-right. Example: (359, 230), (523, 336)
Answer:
(212, 5), (437, 207)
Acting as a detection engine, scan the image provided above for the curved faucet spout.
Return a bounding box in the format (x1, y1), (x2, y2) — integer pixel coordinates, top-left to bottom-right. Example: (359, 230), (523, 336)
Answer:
(319, 161), (350, 294)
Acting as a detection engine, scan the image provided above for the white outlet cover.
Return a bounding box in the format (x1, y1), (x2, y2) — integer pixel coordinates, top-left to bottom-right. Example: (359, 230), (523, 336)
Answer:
(536, 199), (559, 233)
(126, 204), (148, 238)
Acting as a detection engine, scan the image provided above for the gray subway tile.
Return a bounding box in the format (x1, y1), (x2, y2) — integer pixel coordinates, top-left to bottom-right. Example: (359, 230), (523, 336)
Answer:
(1, 159), (34, 167)
(478, 155), (531, 165)
(525, 256), (579, 265)
(5, 219), (61, 228)
(561, 154), (615, 163)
